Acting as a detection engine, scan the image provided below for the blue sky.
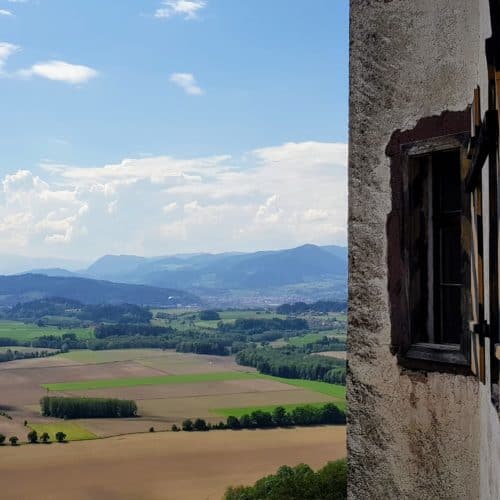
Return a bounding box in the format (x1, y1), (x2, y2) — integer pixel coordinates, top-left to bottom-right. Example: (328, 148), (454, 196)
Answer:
(0, 0), (348, 261)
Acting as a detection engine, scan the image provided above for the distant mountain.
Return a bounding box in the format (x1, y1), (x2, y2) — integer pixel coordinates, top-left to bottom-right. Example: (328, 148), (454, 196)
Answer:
(0, 274), (200, 307)
(0, 255), (88, 275)
(22, 244), (347, 306)
(86, 255), (148, 280)
(82, 244), (347, 293)
(28, 268), (82, 278)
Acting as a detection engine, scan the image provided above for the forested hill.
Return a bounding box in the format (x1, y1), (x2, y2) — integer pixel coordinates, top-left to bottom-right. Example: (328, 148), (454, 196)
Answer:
(0, 274), (200, 307)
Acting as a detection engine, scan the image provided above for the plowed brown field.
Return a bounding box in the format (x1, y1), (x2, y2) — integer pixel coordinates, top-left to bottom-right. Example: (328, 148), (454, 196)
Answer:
(0, 426), (346, 500)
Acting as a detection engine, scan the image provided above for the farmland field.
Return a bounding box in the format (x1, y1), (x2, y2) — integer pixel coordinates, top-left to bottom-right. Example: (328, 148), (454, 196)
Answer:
(0, 426), (346, 500)
(29, 422), (97, 441)
(0, 348), (346, 440)
(0, 320), (93, 342)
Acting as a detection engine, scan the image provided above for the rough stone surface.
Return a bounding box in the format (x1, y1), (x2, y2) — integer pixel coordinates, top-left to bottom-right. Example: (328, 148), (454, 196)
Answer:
(348, 1), (500, 499)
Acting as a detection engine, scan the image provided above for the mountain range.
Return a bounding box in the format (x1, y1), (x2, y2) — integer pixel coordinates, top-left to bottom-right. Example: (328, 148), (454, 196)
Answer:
(1, 244), (347, 307)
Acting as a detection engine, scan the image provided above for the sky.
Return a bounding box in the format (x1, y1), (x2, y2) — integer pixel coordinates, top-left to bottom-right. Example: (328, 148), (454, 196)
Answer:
(0, 0), (348, 261)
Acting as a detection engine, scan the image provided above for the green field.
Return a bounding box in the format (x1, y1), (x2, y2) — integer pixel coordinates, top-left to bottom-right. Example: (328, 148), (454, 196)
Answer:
(286, 333), (332, 346)
(42, 371), (260, 391)
(29, 422), (96, 441)
(212, 402), (338, 418)
(0, 321), (93, 342)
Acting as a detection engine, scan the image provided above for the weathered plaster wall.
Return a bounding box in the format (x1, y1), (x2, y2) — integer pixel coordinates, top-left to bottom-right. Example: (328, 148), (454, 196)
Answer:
(347, 1), (498, 498)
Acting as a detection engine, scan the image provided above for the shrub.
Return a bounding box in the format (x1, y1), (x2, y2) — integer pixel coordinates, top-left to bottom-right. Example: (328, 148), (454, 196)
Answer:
(9, 436), (18, 446)
(182, 419), (194, 432)
(149, 427), (155, 433)
(0, 434), (5, 445)
(55, 432), (67, 443)
(40, 432), (50, 444)
(27, 430), (38, 443)
(171, 424), (180, 432)
(199, 310), (220, 321)
(226, 416), (240, 430)
(193, 418), (209, 432)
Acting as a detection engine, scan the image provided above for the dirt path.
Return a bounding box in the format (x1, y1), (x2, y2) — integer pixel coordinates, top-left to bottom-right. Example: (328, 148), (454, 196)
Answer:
(0, 426), (346, 500)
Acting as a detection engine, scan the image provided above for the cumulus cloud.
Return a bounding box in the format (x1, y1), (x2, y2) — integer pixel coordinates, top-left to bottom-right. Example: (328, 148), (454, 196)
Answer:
(0, 9), (13, 16)
(155, 0), (206, 19)
(169, 72), (204, 96)
(0, 42), (19, 72)
(1, 141), (347, 258)
(0, 42), (97, 84)
(20, 60), (98, 84)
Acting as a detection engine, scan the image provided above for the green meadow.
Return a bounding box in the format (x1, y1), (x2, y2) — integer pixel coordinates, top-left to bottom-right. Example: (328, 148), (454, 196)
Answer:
(0, 320), (93, 342)
(29, 422), (97, 441)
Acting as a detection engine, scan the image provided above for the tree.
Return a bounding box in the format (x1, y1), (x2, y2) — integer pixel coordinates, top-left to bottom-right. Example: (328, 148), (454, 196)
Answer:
(149, 427), (155, 433)
(193, 418), (209, 431)
(9, 436), (18, 446)
(0, 434), (5, 445)
(226, 416), (240, 430)
(55, 432), (67, 443)
(272, 406), (290, 427)
(27, 430), (38, 443)
(182, 419), (194, 432)
(40, 432), (50, 444)
(171, 424), (180, 432)
(239, 414), (252, 428)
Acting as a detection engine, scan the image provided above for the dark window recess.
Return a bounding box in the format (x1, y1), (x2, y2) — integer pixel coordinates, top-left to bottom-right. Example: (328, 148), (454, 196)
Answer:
(433, 150), (463, 344)
(404, 145), (469, 371)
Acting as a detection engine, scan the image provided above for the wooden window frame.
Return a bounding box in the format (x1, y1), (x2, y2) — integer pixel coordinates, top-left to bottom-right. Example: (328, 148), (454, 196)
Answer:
(398, 133), (471, 374)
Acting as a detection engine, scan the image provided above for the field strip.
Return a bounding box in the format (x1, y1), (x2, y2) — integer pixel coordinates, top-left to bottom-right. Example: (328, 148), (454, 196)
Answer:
(41, 371), (261, 391)
(41, 371), (346, 402)
(211, 401), (341, 418)
(29, 422), (97, 441)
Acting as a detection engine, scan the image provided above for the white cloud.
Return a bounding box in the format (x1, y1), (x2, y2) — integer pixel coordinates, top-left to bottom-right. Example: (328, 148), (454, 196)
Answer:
(0, 9), (13, 16)
(1, 141), (347, 258)
(169, 72), (204, 95)
(155, 0), (206, 20)
(0, 42), (19, 72)
(20, 60), (98, 84)
(162, 202), (178, 214)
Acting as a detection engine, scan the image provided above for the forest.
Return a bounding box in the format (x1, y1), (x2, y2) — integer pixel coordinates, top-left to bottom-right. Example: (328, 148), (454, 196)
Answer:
(40, 396), (138, 419)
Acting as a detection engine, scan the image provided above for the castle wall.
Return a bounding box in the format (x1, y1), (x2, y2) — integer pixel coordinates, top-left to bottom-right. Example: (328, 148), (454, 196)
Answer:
(348, 1), (500, 498)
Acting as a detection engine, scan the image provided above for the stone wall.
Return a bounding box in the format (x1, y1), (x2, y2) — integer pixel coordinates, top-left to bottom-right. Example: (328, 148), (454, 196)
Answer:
(347, 1), (500, 498)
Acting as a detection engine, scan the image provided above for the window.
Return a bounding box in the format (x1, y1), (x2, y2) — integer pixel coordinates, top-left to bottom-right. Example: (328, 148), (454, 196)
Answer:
(408, 149), (464, 345)
(396, 133), (471, 372)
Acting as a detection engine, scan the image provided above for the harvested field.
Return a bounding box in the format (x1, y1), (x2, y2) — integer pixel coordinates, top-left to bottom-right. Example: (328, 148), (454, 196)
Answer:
(61, 378), (298, 401)
(0, 427), (346, 500)
(138, 389), (335, 423)
(0, 349), (346, 439)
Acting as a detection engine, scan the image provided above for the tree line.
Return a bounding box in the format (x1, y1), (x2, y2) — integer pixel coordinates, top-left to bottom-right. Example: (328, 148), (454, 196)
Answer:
(236, 346), (346, 385)
(41, 396), (137, 419)
(224, 459), (347, 500)
(276, 300), (347, 315)
(175, 403), (345, 434)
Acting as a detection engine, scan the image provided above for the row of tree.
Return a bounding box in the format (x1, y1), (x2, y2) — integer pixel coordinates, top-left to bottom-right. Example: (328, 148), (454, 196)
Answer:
(236, 346), (346, 384)
(276, 300), (347, 315)
(0, 431), (66, 445)
(224, 459), (347, 500)
(0, 348), (61, 363)
(175, 403), (345, 434)
(40, 396), (138, 419)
